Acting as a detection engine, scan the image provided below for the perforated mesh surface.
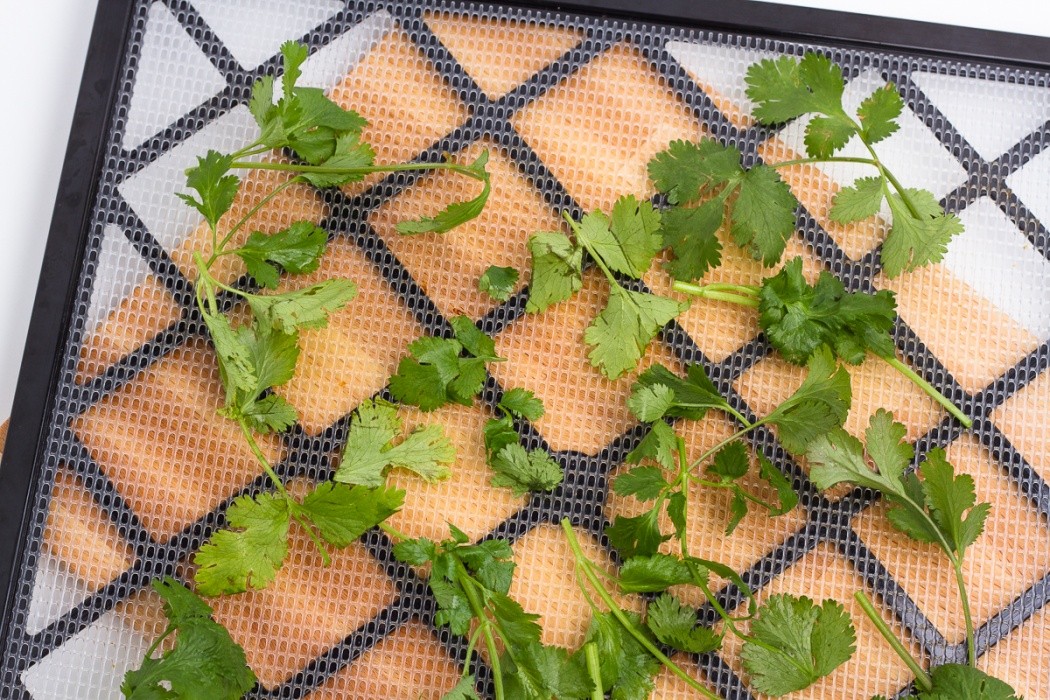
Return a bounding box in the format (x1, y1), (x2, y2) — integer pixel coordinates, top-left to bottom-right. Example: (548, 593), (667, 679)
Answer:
(3, 2), (1050, 698)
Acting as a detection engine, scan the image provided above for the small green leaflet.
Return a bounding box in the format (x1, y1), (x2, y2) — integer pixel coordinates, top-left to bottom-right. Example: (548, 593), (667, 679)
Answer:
(499, 387), (545, 421)
(584, 286), (686, 380)
(121, 578), (256, 699)
(234, 221), (329, 289)
(605, 506), (669, 559)
(247, 278), (357, 333)
(489, 443), (564, 497)
(765, 347), (852, 455)
(478, 265), (520, 301)
(194, 483), (404, 596)
(857, 85), (904, 144)
(807, 410), (990, 561)
(626, 384), (676, 423)
(575, 196), (663, 279)
(525, 232), (583, 313)
(758, 256), (898, 365)
(829, 176), (886, 224)
(194, 492), (290, 596)
(177, 150), (239, 231)
(388, 316), (502, 411)
(648, 139), (797, 275)
(614, 466), (671, 502)
(882, 189), (964, 278)
(705, 443), (799, 535)
(745, 53), (846, 125)
(334, 398), (456, 488)
(396, 151), (492, 235)
(915, 664), (1021, 700)
(646, 593), (721, 654)
(617, 553), (693, 593)
(741, 594), (856, 696)
(502, 641), (593, 700)
(631, 362), (731, 420)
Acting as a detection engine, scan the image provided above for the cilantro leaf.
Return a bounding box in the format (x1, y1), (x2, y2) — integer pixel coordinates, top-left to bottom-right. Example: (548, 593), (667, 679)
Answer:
(201, 310), (259, 401)
(857, 85), (904, 144)
(397, 152), (492, 234)
(194, 492), (290, 596)
(239, 393), (298, 433)
(498, 387), (545, 421)
(659, 198), (724, 282)
(730, 164), (798, 266)
(248, 278), (357, 333)
(745, 53), (846, 125)
(299, 132), (375, 188)
(334, 398), (456, 487)
(389, 319), (502, 411)
(758, 257), (898, 365)
(765, 348), (851, 454)
(633, 362), (731, 420)
(479, 265), (520, 301)
(212, 320), (301, 432)
(483, 415), (520, 459)
(626, 384), (676, 422)
(647, 139), (742, 205)
(741, 594), (856, 696)
(502, 641), (591, 700)
(121, 578), (256, 700)
(759, 454), (800, 517)
(177, 150), (239, 231)
(829, 176), (886, 224)
(606, 507), (669, 559)
(525, 232), (583, 314)
(617, 554), (693, 593)
(882, 190), (964, 277)
(489, 443), (564, 497)
(646, 593), (721, 653)
(918, 664), (1021, 700)
(915, 448), (990, 557)
(584, 287), (687, 380)
(625, 419), (677, 470)
(805, 114), (855, 159)
(575, 196), (663, 279)
(298, 482), (404, 547)
(614, 466), (670, 502)
(708, 440), (750, 480)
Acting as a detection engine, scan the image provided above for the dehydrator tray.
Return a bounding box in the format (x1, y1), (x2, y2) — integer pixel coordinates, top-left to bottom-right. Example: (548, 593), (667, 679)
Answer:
(3, 1), (1050, 698)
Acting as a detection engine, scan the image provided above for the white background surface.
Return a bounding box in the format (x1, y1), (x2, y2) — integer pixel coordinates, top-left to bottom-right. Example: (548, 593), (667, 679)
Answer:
(0, 0), (1048, 420)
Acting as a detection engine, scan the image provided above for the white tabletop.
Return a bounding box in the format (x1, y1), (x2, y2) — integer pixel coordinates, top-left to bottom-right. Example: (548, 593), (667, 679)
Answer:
(0, 0), (1047, 420)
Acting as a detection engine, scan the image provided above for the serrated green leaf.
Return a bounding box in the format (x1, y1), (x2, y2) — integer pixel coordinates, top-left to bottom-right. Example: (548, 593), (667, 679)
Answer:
(618, 554), (694, 593)
(633, 362), (730, 420)
(708, 440), (750, 480)
(920, 448), (990, 557)
(483, 415), (520, 458)
(584, 287), (687, 380)
(646, 593), (721, 653)
(498, 387), (545, 421)
(627, 384), (676, 423)
(391, 537), (438, 566)
(858, 85), (904, 144)
(248, 278), (357, 332)
(236, 221), (328, 289)
(479, 265), (520, 301)
(758, 454), (800, 516)
(442, 676), (482, 700)
(660, 197), (724, 282)
(606, 508), (669, 559)
(805, 114), (855, 159)
(766, 347), (851, 454)
(829, 176), (886, 223)
(882, 190), (964, 277)
(397, 152), (491, 234)
(648, 139), (742, 204)
(177, 150), (239, 231)
(300, 132), (375, 188)
(741, 594), (856, 696)
(237, 394), (298, 433)
(918, 664), (1021, 700)
(489, 443), (564, 497)
(121, 579), (256, 700)
(626, 420), (678, 470)
(194, 493), (290, 596)
(730, 164), (797, 266)
(298, 482), (404, 548)
(613, 466), (670, 502)
(745, 53), (845, 124)
(525, 231), (584, 314)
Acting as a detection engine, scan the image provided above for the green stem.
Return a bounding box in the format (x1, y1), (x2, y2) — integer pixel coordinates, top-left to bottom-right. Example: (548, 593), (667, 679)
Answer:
(693, 479), (778, 511)
(767, 155), (879, 170)
(379, 521), (411, 543)
(457, 568), (505, 700)
(881, 355), (972, 428)
(563, 211), (621, 290)
(142, 623), (175, 660)
(210, 177), (301, 263)
(954, 559), (977, 668)
(688, 421), (765, 474)
(560, 519), (720, 700)
(463, 626), (484, 679)
(230, 158), (487, 182)
(854, 591), (933, 692)
(584, 642), (604, 700)
(672, 283), (761, 308)
(236, 419), (288, 497)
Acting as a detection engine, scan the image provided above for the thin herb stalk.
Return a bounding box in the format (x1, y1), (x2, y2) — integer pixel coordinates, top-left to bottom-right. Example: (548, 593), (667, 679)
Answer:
(584, 643), (603, 700)
(854, 591), (933, 691)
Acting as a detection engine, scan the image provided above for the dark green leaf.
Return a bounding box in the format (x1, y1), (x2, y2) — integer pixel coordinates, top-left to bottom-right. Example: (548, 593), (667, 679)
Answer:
(177, 150), (239, 231)
(606, 509), (669, 559)
(660, 198), (724, 282)
(489, 444), (564, 497)
(857, 85), (904, 144)
(298, 482), (404, 548)
(397, 152), (491, 234)
(646, 593), (721, 653)
(882, 189), (964, 278)
(648, 139), (743, 205)
(618, 554), (693, 593)
(479, 265), (520, 302)
(525, 232), (583, 314)
(918, 664), (1021, 700)
(584, 287), (687, 380)
(627, 384), (676, 423)
(499, 387), (545, 421)
(613, 466), (670, 502)
(766, 348), (851, 454)
(730, 164), (798, 266)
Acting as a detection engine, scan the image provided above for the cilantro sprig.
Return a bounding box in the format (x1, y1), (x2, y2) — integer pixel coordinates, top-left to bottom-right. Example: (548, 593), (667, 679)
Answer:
(673, 257), (973, 427)
(807, 410), (989, 669)
(526, 196), (688, 379)
(483, 389), (564, 497)
(650, 52), (963, 281)
(121, 578), (256, 699)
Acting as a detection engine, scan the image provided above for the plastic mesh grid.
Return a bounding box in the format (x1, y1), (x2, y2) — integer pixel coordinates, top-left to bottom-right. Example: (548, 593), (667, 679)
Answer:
(3, 1), (1050, 698)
